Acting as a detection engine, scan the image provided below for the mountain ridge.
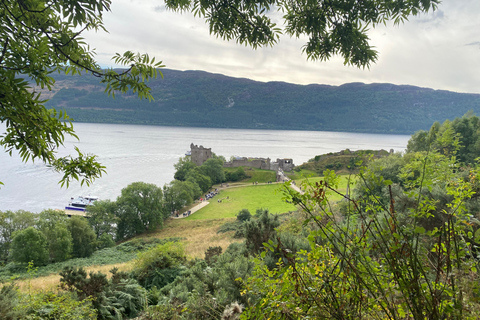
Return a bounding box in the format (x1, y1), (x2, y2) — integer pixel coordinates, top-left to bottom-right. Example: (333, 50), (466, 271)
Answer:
(41, 69), (480, 134)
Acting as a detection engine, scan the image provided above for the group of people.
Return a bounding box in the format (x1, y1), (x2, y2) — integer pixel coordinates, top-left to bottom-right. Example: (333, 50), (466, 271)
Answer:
(173, 210), (192, 218)
(201, 189), (219, 201)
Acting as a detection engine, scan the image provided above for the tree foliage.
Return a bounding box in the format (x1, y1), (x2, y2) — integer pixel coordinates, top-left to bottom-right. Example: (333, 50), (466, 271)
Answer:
(115, 182), (164, 240)
(243, 148), (480, 319)
(166, 0), (438, 68)
(0, 0), (163, 187)
(67, 216), (96, 258)
(10, 227), (49, 266)
(60, 266), (147, 319)
(0, 210), (36, 263)
(86, 199), (118, 239)
(407, 112), (480, 164)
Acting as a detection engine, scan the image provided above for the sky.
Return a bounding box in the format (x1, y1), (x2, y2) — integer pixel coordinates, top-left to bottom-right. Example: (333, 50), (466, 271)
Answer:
(84, 0), (480, 94)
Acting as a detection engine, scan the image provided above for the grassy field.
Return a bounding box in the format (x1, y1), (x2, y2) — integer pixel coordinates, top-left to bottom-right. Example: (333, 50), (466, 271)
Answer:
(14, 173), (361, 292)
(185, 183), (297, 220)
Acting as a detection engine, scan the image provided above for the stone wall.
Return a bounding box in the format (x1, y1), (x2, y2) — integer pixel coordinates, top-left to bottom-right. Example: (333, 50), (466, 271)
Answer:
(224, 157), (294, 171)
(223, 157), (271, 170)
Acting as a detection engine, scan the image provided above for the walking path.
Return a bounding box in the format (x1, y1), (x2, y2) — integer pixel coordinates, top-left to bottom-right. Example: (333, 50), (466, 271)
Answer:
(277, 169), (304, 194)
(172, 200), (210, 219)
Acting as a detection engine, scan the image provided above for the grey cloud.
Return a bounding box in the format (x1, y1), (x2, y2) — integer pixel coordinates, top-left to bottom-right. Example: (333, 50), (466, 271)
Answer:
(465, 41), (480, 48)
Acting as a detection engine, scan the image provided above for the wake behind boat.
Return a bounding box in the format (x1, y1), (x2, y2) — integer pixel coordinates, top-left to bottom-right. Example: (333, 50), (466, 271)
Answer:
(65, 195), (99, 211)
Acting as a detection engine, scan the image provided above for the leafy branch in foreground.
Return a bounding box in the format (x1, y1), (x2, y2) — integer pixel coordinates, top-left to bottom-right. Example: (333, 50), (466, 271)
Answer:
(0, 0), (164, 187)
(166, 0), (439, 68)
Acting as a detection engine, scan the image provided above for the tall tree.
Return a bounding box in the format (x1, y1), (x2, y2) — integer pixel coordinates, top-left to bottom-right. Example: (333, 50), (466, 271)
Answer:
(67, 216), (96, 258)
(115, 182), (164, 240)
(86, 199), (118, 239)
(0, 210), (37, 263)
(0, 0), (163, 187)
(37, 209), (73, 262)
(10, 227), (49, 266)
(165, 0), (439, 68)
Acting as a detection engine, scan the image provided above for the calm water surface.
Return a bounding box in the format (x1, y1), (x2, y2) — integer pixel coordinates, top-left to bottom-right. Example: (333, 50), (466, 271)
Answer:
(0, 123), (410, 212)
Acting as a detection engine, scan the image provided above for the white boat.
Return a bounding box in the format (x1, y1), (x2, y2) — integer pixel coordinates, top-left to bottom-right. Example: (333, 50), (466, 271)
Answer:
(65, 195), (99, 211)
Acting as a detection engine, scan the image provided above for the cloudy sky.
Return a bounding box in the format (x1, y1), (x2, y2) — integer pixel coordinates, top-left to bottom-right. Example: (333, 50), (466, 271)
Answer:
(84, 0), (480, 94)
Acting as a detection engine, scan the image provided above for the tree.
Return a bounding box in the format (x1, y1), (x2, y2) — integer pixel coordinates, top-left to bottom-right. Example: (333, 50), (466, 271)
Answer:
(0, 0), (163, 187)
(200, 157), (225, 185)
(115, 182), (164, 240)
(36, 209), (72, 262)
(37, 209), (69, 233)
(67, 216), (96, 258)
(165, 0), (439, 68)
(86, 199), (118, 239)
(407, 112), (480, 165)
(10, 227), (49, 266)
(0, 210), (37, 263)
(174, 156), (196, 181)
(163, 180), (199, 216)
(185, 167), (212, 192)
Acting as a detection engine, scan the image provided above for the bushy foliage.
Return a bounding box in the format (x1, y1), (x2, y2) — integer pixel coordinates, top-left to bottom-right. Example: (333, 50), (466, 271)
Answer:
(225, 168), (247, 182)
(132, 241), (187, 290)
(205, 246), (223, 266)
(236, 209), (251, 222)
(242, 151), (480, 319)
(15, 291), (97, 320)
(0, 237), (177, 281)
(0, 210), (37, 263)
(174, 157), (196, 181)
(199, 158), (225, 185)
(9, 227), (49, 266)
(67, 216), (96, 258)
(0, 283), (24, 320)
(0, 0), (162, 187)
(152, 248), (253, 319)
(244, 209), (279, 255)
(407, 112), (480, 164)
(60, 266), (147, 319)
(115, 182), (164, 240)
(86, 200), (118, 239)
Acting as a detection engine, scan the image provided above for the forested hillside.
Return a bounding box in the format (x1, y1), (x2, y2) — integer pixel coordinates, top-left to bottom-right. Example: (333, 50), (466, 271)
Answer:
(41, 69), (480, 134)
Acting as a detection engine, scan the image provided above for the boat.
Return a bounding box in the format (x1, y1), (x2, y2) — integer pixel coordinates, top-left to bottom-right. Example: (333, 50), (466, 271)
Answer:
(65, 195), (99, 211)
(185, 151), (191, 156)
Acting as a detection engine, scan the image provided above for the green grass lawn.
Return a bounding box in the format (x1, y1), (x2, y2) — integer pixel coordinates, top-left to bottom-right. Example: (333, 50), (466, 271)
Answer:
(243, 168), (277, 183)
(185, 183), (297, 220)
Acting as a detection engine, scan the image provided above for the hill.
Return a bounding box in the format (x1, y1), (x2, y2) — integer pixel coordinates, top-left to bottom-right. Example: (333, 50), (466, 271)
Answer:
(38, 69), (480, 134)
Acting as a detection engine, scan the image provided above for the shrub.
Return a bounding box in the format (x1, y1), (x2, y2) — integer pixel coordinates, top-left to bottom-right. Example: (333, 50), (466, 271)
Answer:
(0, 283), (24, 320)
(205, 246), (223, 266)
(132, 242), (186, 289)
(236, 209), (251, 222)
(15, 291), (96, 320)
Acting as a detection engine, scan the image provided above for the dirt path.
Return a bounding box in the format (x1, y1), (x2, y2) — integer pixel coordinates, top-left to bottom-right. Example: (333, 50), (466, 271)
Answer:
(277, 170), (304, 194)
(172, 200), (210, 219)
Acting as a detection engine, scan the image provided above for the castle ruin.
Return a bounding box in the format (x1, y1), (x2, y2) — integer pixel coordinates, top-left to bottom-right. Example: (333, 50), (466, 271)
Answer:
(223, 157), (294, 172)
(189, 143), (294, 171)
(190, 143), (212, 166)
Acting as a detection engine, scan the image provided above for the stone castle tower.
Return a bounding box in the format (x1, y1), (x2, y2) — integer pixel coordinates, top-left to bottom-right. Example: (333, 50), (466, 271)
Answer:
(190, 143), (212, 166)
